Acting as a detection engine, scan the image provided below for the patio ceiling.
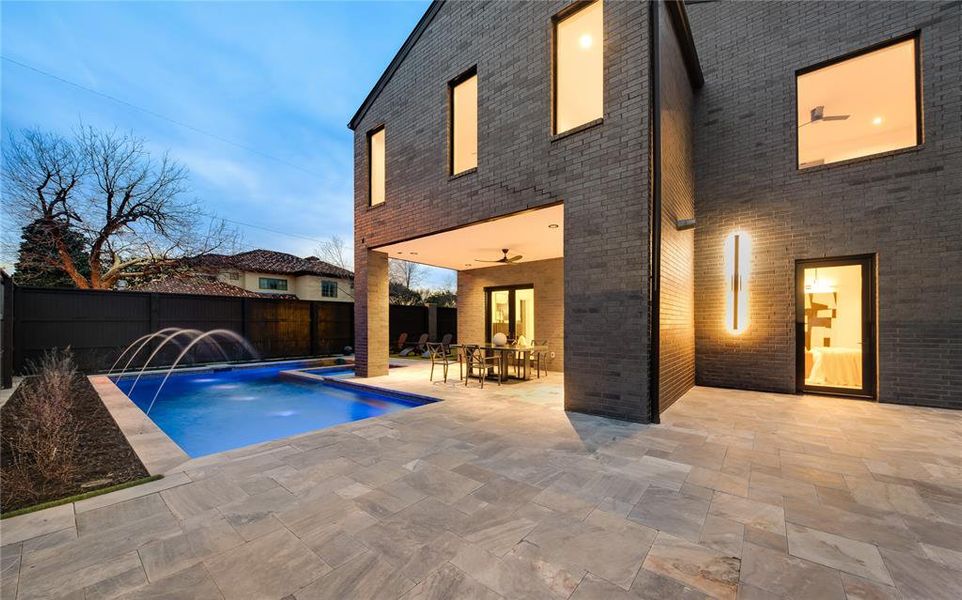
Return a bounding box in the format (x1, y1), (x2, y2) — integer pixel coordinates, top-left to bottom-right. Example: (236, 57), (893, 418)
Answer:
(373, 203), (563, 271)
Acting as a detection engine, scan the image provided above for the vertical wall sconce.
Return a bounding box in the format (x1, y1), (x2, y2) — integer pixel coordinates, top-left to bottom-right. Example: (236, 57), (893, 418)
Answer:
(724, 232), (751, 334)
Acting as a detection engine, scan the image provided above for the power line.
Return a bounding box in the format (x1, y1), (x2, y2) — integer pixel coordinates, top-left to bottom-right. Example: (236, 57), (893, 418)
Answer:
(2, 55), (328, 179)
(211, 214), (331, 246)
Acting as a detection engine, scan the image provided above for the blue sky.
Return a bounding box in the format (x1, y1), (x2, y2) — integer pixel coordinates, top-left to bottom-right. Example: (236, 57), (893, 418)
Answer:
(2, 0), (454, 288)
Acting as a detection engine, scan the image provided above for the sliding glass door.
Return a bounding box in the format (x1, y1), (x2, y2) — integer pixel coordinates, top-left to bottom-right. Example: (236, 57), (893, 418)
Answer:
(486, 285), (534, 343)
(795, 255), (876, 398)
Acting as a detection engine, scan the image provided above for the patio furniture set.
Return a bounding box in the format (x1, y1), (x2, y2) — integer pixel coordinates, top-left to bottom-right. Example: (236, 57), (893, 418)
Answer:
(427, 340), (549, 387)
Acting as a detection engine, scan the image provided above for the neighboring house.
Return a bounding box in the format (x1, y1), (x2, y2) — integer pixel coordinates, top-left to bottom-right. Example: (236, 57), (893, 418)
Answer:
(191, 250), (354, 302)
(130, 274), (285, 298)
(350, 0), (961, 422)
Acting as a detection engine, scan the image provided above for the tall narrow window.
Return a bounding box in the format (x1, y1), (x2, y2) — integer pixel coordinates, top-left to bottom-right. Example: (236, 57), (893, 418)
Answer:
(368, 127), (385, 206)
(450, 69), (478, 175)
(796, 35), (920, 168)
(554, 0), (603, 135)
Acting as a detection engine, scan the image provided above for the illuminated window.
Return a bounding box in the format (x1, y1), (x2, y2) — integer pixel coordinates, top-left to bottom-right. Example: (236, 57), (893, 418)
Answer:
(321, 280), (338, 298)
(797, 35), (920, 169)
(258, 277), (288, 291)
(368, 127), (385, 205)
(450, 69), (478, 175)
(553, 0), (603, 134)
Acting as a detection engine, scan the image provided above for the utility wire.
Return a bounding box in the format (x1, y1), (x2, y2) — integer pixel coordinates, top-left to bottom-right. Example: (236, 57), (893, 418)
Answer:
(2, 55), (327, 179)
(210, 214), (331, 246)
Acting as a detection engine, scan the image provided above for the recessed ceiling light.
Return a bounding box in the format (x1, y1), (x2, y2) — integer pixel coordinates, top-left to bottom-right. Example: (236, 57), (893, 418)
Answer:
(579, 34), (593, 49)
(872, 116), (883, 126)
(465, 263), (472, 267)
(409, 252), (418, 255)
(548, 223), (559, 229)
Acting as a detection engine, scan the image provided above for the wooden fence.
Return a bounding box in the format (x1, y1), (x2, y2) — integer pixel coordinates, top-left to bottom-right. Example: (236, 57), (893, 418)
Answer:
(6, 285), (455, 375)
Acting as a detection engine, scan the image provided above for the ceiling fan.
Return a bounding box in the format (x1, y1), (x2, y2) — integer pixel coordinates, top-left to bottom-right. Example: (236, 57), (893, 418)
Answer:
(799, 105), (850, 127)
(475, 248), (522, 265)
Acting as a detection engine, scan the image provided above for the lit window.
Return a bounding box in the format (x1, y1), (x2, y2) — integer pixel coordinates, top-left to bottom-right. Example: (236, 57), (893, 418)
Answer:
(450, 70), (478, 175)
(321, 280), (338, 298)
(554, 0), (603, 134)
(368, 127), (385, 205)
(259, 277), (288, 291)
(797, 36), (920, 169)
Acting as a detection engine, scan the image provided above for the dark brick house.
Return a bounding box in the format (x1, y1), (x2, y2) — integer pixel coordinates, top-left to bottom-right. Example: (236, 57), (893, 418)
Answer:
(350, 0), (961, 422)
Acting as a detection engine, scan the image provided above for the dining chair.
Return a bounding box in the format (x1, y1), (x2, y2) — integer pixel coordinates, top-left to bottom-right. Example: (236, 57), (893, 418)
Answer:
(426, 342), (451, 382)
(463, 345), (501, 388)
(530, 340), (549, 378)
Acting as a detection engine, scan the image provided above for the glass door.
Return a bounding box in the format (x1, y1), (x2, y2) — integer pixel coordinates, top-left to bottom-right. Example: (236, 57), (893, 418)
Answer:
(489, 290), (511, 340)
(486, 285), (534, 343)
(795, 256), (875, 398)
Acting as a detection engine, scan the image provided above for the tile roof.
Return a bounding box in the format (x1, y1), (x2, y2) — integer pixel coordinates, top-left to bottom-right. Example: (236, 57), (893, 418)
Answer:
(129, 274), (297, 299)
(192, 250), (354, 279)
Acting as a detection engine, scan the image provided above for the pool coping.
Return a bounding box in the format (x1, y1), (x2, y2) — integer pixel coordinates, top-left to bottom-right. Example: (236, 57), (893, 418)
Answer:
(89, 375), (190, 476)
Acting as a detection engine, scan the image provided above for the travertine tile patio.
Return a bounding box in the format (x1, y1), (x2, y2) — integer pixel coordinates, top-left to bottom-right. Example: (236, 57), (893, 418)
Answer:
(2, 362), (961, 599)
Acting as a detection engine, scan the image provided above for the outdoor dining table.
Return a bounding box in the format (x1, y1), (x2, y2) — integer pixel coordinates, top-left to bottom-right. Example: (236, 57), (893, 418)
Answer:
(451, 343), (548, 381)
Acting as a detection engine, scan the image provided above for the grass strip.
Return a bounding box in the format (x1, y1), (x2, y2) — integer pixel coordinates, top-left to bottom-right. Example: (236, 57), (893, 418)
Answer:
(1, 474), (163, 519)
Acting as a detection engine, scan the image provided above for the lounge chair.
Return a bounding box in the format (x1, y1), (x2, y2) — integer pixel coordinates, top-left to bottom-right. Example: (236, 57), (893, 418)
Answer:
(439, 333), (453, 355)
(400, 333), (428, 357)
(395, 333), (409, 353)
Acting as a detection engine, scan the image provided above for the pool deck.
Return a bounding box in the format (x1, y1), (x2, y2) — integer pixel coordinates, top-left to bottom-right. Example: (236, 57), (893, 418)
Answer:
(2, 360), (961, 599)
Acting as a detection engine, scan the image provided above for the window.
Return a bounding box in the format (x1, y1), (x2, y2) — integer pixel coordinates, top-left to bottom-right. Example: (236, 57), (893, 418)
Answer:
(368, 127), (385, 205)
(321, 280), (338, 298)
(258, 277), (288, 291)
(797, 35), (920, 169)
(450, 69), (478, 175)
(228, 272), (240, 281)
(553, 0), (603, 135)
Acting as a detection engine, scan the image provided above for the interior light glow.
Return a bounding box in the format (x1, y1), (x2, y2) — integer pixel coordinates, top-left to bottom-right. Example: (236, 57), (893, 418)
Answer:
(872, 116), (883, 126)
(579, 33), (593, 49)
(724, 232), (751, 335)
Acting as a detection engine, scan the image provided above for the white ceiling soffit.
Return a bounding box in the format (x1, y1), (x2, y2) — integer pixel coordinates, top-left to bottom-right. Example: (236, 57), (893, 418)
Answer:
(373, 204), (563, 271)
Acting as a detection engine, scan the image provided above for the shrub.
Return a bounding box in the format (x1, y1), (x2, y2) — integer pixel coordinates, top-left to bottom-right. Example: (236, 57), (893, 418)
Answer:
(2, 349), (82, 506)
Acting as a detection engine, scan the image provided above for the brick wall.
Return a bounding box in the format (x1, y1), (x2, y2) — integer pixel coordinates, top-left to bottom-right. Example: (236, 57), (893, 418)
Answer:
(353, 1), (654, 421)
(688, 1), (962, 408)
(458, 258), (564, 372)
(657, 1), (697, 414)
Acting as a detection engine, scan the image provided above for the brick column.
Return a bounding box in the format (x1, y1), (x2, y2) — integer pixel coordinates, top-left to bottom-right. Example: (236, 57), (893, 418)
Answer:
(354, 248), (389, 377)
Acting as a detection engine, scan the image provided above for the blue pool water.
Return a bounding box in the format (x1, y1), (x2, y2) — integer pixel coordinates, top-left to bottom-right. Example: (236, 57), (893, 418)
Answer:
(112, 361), (429, 457)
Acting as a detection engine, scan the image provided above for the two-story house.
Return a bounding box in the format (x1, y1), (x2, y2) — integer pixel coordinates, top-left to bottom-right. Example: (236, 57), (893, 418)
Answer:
(350, 0), (961, 422)
(193, 249), (354, 301)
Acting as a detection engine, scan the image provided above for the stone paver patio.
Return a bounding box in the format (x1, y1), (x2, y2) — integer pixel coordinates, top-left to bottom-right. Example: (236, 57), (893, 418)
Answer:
(2, 362), (961, 599)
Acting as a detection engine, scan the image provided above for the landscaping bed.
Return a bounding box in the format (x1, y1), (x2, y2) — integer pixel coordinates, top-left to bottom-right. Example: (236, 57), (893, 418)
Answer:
(1, 352), (149, 514)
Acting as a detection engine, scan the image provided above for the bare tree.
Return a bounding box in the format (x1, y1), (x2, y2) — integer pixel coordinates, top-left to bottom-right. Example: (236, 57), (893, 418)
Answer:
(3, 126), (238, 289)
(315, 234), (352, 270)
(389, 258), (425, 289)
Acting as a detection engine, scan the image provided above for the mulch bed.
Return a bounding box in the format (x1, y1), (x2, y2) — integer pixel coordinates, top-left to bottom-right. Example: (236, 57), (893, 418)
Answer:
(1, 375), (149, 513)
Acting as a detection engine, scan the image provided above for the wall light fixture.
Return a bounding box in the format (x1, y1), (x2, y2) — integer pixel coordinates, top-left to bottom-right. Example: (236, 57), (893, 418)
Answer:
(724, 232), (751, 334)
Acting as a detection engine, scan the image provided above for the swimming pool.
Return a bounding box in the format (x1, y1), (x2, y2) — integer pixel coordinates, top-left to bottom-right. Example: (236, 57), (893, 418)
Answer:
(112, 361), (431, 457)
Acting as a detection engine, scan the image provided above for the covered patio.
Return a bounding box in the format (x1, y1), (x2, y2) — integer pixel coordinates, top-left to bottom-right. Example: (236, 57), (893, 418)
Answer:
(370, 203), (565, 385)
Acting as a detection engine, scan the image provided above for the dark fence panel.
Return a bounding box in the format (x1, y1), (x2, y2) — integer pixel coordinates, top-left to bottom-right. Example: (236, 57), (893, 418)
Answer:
(389, 305), (429, 347)
(6, 286), (454, 374)
(313, 302), (354, 355)
(437, 307), (458, 342)
(14, 287), (151, 372)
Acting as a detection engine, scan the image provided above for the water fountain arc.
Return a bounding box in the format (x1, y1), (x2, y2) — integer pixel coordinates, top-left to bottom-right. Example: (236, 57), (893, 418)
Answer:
(125, 329), (212, 395)
(108, 327), (183, 376)
(144, 329), (260, 417)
